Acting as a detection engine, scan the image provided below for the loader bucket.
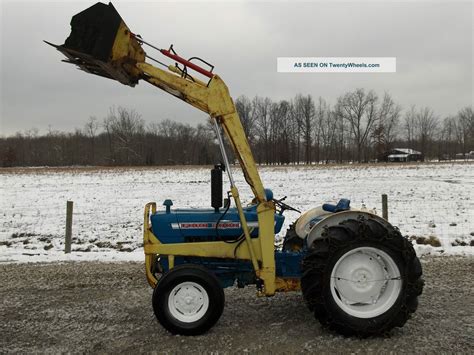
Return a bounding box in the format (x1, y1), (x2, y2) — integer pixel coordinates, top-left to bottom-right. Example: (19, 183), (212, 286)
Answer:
(45, 2), (145, 87)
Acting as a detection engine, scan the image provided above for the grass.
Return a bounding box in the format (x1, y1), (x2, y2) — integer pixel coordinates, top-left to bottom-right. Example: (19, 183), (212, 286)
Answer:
(410, 235), (442, 247)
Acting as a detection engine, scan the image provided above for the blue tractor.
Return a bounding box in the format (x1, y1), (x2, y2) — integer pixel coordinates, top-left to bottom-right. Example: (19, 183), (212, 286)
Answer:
(49, 1), (424, 337)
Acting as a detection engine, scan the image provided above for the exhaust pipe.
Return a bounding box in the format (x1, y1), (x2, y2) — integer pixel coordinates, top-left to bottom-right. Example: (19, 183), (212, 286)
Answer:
(211, 165), (224, 213)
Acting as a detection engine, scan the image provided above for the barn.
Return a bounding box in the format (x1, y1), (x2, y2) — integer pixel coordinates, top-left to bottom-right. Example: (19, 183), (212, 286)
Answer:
(381, 148), (423, 162)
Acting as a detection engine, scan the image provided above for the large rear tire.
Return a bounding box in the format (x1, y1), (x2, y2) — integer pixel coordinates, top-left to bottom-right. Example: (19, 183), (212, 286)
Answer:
(301, 218), (423, 337)
(282, 223), (304, 251)
(152, 265), (225, 335)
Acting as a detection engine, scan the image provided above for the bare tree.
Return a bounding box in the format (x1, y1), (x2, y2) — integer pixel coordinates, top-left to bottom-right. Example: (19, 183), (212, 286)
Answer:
(3, 90), (470, 167)
(147, 122), (161, 136)
(331, 103), (345, 163)
(456, 106), (474, 154)
(158, 119), (180, 139)
(103, 111), (115, 163)
(379, 93), (401, 147)
(372, 93), (401, 158)
(194, 123), (216, 164)
(338, 88), (379, 162)
(274, 100), (293, 164)
(314, 97), (336, 163)
(439, 116), (457, 159)
(319, 101), (338, 163)
(84, 116), (99, 137)
(314, 97), (325, 163)
(415, 107), (438, 157)
(253, 96), (273, 164)
(235, 95), (255, 142)
(288, 99), (301, 164)
(84, 116), (99, 163)
(404, 105), (417, 147)
(104, 106), (145, 164)
(269, 100), (291, 164)
(294, 94), (315, 164)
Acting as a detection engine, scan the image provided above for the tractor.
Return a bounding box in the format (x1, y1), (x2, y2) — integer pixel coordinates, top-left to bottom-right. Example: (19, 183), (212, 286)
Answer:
(47, 2), (423, 337)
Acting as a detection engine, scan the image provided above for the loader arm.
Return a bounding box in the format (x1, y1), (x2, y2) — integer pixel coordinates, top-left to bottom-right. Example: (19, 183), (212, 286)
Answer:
(47, 2), (278, 295)
(135, 61), (266, 203)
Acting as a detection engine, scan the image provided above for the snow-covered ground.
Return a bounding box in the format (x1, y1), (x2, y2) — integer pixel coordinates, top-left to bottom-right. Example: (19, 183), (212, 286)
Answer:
(1, 163), (473, 262)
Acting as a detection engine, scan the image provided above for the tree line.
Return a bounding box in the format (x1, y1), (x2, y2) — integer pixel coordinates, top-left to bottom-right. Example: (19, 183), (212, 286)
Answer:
(1, 89), (472, 167)
(237, 90), (472, 164)
(0, 107), (219, 167)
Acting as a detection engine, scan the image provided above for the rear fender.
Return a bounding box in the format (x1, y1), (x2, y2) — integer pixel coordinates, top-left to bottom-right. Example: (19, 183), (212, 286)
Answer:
(305, 210), (392, 248)
(294, 206), (332, 238)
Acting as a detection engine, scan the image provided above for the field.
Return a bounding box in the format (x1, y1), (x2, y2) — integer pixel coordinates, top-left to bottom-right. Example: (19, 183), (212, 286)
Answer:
(0, 162), (473, 262)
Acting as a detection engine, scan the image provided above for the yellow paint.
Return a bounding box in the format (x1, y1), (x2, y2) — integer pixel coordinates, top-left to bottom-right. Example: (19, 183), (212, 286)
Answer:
(109, 21), (146, 81)
(275, 278), (301, 292)
(57, 8), (282, 296)
(167, 65), (208, 87)
(168, 255), (175, 269)
(229, 186), (260, 274)
(143, 234), (263, 261)
(136, 60), (279, 294)
(135, 43), (281, 295)
(256, 201), (278, 295)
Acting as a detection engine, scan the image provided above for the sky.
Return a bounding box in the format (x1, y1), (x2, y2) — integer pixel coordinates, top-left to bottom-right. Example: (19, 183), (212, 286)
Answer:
(0, 0), (472, 136)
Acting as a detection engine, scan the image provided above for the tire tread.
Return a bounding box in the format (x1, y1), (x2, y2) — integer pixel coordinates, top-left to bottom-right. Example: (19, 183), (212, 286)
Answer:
(301, 218), (424, 337)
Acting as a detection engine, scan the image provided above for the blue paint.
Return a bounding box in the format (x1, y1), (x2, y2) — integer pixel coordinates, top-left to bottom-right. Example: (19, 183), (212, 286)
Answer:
(159, 250), (304, 288)
(151, 203), (285, 244)
(322, 198), (351, 212)
(150, 188), (348, 289)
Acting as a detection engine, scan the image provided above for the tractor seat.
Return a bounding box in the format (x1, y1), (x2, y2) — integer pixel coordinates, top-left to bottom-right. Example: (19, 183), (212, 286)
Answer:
(322, 198), (350, 213)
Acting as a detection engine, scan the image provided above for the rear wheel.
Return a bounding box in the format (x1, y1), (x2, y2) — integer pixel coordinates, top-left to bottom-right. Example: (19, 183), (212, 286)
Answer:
(152, 265), (225, 335)
(301, 218), (423, 337)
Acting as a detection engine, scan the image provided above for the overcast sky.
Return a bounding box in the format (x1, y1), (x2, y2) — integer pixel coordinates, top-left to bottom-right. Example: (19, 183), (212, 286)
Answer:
(1, 0), (472, 136)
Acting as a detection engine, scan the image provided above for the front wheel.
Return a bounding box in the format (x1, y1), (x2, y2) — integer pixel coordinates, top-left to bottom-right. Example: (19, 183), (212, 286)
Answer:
(152, 265), (225, 335)
(301, 218), (423, 337)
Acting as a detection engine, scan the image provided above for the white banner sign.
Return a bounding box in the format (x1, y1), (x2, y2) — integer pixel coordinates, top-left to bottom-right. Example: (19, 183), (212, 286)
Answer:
(277, 57), (396, 73)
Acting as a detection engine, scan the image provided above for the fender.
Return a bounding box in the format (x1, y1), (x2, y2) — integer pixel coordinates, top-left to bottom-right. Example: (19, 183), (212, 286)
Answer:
(294, 206), (333, 238)
(304, 210), (392, 248)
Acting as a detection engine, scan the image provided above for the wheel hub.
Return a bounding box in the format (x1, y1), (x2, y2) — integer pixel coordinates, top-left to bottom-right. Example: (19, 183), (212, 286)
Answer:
(334, 252), (386, 304)
(354, 269), (371, 288)
(330, 247), (402, 318)
(168, 281), (209, 323)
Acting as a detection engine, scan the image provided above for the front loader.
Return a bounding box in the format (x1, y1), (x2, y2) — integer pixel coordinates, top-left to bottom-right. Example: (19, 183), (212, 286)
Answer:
(47, 2), (423, 337)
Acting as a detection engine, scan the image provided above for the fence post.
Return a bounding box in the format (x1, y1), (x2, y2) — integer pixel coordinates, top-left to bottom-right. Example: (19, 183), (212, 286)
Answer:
(65, 201), (73, 253)
(382, 194), (388, 221)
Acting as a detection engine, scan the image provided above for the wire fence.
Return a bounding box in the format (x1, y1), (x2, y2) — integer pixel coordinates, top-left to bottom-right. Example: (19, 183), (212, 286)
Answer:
(1, 163), (472, 256)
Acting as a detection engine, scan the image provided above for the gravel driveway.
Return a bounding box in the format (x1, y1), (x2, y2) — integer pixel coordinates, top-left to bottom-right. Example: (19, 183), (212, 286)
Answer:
(1, 256), (472, 353)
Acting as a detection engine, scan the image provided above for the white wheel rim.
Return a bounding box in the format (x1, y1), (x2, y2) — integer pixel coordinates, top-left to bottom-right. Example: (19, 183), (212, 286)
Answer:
(168, 281), (209, 323)
(330, 247), (402, 319)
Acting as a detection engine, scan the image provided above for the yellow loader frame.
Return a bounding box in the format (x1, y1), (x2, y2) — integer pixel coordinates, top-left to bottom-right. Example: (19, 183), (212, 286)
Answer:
(135, 53), (296, 295)
(49, 13), (298, 296)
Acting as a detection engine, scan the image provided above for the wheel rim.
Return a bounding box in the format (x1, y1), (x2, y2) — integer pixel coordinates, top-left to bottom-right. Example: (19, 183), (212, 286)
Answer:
(330, 247), (402, 318)
(168, 281), (209, 323)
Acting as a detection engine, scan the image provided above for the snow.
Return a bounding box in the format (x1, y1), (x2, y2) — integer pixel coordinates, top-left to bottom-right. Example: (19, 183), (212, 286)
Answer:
(393, 148), (422, 155)
(1, 163), (473, 263)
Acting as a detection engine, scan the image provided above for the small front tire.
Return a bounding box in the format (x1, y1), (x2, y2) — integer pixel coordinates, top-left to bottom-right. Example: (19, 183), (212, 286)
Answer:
(152, 265), (225, 335)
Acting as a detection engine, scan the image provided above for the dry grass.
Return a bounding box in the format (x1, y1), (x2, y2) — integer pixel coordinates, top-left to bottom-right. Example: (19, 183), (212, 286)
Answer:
(410, 235), (442, 247)
(0, 165), (210, 175)
(1, 161), (472, 175)
(451, 237), (474, 247)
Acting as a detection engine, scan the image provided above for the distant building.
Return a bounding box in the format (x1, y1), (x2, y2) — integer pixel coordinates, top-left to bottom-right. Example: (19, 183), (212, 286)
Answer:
(455, 152), (474, 160)
(380, 148), (423, 162)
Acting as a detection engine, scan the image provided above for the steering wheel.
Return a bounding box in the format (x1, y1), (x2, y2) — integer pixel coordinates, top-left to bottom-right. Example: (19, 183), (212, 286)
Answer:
(272, 196), (301, 214)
